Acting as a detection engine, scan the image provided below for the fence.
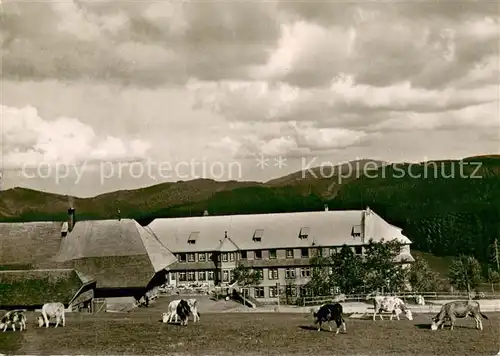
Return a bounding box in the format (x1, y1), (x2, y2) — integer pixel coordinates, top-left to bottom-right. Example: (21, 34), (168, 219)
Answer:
(284, 291), (500, 307)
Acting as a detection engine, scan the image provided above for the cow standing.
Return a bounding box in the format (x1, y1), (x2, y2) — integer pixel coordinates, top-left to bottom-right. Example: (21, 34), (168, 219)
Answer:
(176, 299), (191, 326)
(37, 302), (66, 328)
(0, 310), (27, 332)
(312, 303), (346, 334)
(371, 295), (413, 321)
(430, 300), (488, 331)
(163, 298), (200, 323)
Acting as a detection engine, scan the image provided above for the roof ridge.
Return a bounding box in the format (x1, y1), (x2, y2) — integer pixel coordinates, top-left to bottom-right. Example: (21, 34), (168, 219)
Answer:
(134, 221), (178, 272)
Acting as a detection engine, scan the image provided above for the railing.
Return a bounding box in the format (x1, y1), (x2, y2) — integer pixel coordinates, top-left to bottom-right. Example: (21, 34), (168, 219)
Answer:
(290, 291), (500, 307)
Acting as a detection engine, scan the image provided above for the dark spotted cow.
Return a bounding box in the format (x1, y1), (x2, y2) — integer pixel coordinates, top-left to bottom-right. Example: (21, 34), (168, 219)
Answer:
(312, 303), (346, 334)
(176, 299), (191, 326)
(0, 310), (27, 332)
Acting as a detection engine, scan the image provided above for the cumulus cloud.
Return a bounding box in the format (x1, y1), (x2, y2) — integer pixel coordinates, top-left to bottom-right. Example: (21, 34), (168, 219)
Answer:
(2, 105), (151, 169)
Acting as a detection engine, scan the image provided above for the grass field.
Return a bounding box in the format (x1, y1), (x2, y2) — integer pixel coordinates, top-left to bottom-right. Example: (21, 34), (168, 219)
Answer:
(0, 311), (499, 355)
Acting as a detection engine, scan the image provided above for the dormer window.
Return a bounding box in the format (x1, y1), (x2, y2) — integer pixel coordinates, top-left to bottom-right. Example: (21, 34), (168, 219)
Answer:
(188, 231), (199, 244)
(299, 227), (309, 239)
(351, 225), (361, 237)
(253, 229), (264, 242)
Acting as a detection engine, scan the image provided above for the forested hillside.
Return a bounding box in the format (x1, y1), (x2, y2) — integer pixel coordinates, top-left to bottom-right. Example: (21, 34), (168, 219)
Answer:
(1, 156), (499, 267)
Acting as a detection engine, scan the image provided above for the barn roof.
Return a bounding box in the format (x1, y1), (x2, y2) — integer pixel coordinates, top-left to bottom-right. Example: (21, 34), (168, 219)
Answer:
(0, 269), (95, 307)
(54, 219), (177, 289)
(0, 221), (64, 270)
(146, 208), (411, 253)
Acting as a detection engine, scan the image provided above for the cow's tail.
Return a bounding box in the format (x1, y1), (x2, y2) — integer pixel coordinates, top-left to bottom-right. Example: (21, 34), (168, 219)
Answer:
(480, 312), (488, 320)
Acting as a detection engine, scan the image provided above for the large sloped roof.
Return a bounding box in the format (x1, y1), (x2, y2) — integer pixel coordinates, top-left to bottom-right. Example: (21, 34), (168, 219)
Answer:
(0, 269), (95, 307)
(0, 222), (64, 269)
(147, 209), (405, 252)
(54, 219), (177, 288)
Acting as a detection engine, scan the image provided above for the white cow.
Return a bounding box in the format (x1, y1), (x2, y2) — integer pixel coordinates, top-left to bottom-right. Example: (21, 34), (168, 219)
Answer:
(163, 298), (199, 323)
(37, 302), (66, 328)
(372, 295), (413, 321)
(415, 295), (425, 306)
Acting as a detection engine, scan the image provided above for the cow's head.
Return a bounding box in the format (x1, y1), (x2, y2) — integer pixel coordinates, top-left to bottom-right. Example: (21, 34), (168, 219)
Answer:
(161, 312), (169, 323)
(430, 316), (441, 331)
(404, 309), (413, 321)
(37, 316), (44, 327)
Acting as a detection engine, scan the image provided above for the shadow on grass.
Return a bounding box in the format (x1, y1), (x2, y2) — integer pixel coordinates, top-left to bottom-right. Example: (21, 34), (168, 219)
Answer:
(299, 325), (329, 332)
(415, 323), (431, 329)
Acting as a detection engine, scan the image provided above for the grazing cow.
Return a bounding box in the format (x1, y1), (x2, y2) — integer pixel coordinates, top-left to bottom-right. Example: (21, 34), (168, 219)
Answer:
(164, 298), (200, 323)
(0, 310), (27, 332)
(312, 303), (346, 334)
(372, 296), (413, 321)
(176, 299), (191, 326)
(37, 302), (65, 328)
(430, 300), (488, 331)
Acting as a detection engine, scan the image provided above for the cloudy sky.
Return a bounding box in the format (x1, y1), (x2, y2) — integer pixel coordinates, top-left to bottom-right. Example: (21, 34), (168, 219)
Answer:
(1, 0), (499, 197)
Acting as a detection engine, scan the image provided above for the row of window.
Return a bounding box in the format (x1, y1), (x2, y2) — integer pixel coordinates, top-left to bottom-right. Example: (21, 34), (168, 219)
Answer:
(252, 286), (299, 298)
(177, 246), (364, 263)
(174, 267), (315, 282)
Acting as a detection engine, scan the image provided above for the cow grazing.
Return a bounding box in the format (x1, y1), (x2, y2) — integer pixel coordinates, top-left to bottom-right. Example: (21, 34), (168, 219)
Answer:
(372, 296), (413, 321)
(164, 298), (200, 323)
(0, 310), (27, 332)
(176, 299), (191, 326)
(37, 302), (65, 328)
(312, 303), (346, 334)
(430, 300), (488, 331)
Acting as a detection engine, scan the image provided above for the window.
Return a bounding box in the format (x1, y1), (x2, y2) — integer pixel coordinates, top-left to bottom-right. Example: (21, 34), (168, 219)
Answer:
(299, 227), (309, 239)
(179, 272), (186, 281)
(268, 268), (278, 280)
(187, 271), (196, 281)
(198, 253), (206, 262)
(253, 229), (264, 242)
(269, 249), (277, 259)
(208, 271), (214, 280)
(286, 249), (294, 259)
(301, 248), (309, 258)
(178, 254), (186, 262)
(300, 268), (310, 278)
(207, 253), (213, 261)
(316, 248), (323, 257)
(269, 286), (277, 298)
(254, 287), (265, 298)
(198, 271), (206, 280)
(329, 247), (337, 256)
(188, 231), (199, 244)
(286, 285), (297, 297)
(187, 253), (196, 262)
(240, 251), (247, 259)
(229, 252), (235, 262)
(255, 269), (264, 279)
(254, 250), (262, 260)
(285, 268), (296, 279)
(355, 246), (363, 255)
(351, 225), (361, 237)
(223, 270), (229, 282)
(222, 253), (228, 262)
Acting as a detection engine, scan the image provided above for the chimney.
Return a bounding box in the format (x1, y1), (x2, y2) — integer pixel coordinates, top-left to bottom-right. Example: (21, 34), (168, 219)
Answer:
(324, 204), (329, 211)
(203, 210), (209, 216)
(225, 231), (228, 239)
(68, 207), (76, 232)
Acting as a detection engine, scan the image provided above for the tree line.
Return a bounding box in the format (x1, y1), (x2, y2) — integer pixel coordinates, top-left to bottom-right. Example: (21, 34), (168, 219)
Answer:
(231, 238), (500, 303)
